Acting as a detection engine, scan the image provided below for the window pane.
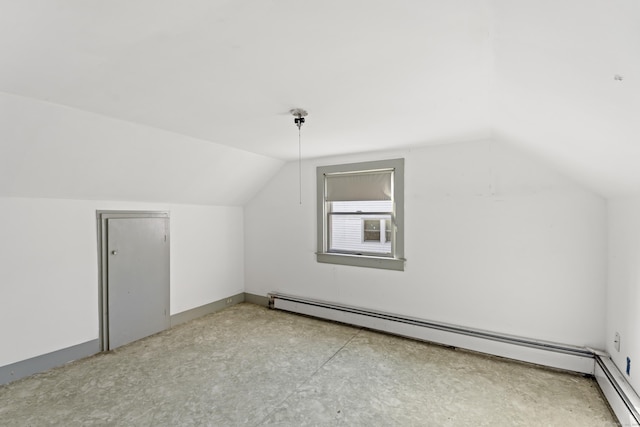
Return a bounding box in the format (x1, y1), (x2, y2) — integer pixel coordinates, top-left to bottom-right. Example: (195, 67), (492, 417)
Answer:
(385, 219), (391, 243)
(363, 219), (381, 242)
(330, 214), (392, 255)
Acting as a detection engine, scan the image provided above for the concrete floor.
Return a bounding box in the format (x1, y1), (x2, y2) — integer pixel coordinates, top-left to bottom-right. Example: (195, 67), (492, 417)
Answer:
(0, 303), (617, 426)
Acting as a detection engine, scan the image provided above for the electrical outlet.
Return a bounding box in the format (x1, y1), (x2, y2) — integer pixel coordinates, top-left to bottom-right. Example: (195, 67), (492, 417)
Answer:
(614, 332), (621, 352)
(226, 298), (233, 304)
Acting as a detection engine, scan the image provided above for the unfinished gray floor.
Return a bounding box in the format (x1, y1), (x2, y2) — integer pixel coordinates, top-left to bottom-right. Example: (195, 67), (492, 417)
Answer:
(0, 303), (617, 426)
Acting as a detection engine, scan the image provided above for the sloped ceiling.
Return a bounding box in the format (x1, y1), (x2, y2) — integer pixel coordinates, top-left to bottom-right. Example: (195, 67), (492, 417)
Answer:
(0, 0), (638, 198)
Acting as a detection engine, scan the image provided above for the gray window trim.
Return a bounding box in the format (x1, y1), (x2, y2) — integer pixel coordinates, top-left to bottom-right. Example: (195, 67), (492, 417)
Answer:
(316, 158), (405, 271)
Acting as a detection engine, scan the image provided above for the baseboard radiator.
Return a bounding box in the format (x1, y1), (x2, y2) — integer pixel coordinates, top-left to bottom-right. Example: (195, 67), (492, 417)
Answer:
(595, 356), (640, 426)
(268, 292), (640, 426)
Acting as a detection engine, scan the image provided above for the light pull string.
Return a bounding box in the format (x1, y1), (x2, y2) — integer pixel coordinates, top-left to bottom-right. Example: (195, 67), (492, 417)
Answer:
(289, 108), (307, 206)
(298, 125), (302, 205)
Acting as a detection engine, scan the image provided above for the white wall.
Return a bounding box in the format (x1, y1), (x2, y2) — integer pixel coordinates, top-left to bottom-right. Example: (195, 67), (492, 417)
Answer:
(607, 196), (640, 394)
(0, 197), (244, 367)
(245, 140), (607, 348)
(0, 92), (280, 369)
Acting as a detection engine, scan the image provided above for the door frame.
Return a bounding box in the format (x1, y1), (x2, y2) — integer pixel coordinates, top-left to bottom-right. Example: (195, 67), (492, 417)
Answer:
(96, 210), (170, 351)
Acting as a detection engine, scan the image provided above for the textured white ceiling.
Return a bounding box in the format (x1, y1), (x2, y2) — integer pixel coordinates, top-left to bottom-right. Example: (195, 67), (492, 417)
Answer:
(1, 0), (638, 196)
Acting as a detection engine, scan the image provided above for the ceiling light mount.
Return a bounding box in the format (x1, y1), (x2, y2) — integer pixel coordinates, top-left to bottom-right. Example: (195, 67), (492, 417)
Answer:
(290, 108), (308, 129)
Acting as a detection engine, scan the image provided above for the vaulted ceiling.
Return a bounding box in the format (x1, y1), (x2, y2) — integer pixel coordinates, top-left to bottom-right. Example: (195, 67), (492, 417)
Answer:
(1, 0), (638, 198)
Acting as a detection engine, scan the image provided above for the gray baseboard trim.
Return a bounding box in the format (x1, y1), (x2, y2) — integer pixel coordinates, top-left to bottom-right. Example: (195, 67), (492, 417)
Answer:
(244, 292), (270, 307)
(170, 292), (245, 327)
(1, 292), (249, 386)
(0, 339), (100, 386)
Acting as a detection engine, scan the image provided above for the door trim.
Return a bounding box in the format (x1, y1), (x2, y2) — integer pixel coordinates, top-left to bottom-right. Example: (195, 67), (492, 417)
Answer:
(96, 211), (170, 351)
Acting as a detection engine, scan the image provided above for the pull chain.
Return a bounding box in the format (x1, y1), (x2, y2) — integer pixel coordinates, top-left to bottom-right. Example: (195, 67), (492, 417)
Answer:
(290, 108), (308, 206)
(299, 126), (302, 205)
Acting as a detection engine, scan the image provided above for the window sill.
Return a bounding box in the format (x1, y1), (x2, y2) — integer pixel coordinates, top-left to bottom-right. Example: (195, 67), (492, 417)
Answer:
(316, 252), (405, 271)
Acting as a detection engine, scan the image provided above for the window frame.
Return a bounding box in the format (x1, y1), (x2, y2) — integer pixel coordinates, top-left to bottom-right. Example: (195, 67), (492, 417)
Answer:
(316, 158), (405, 271)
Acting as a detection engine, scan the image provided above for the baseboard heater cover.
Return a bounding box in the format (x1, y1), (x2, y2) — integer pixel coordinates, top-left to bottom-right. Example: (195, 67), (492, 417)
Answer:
(268, 292), (594, 374)
(595, 356), (640, 426)
(269, 293), (640, 425)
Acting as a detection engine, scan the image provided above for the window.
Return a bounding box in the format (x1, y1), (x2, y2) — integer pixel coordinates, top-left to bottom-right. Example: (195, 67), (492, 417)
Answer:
(316, 158), (405, 271)
(363, 218), (391, 243)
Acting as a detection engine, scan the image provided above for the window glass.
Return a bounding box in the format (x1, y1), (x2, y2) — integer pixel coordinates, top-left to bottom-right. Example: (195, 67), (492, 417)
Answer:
(329, 201), (392, 254)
